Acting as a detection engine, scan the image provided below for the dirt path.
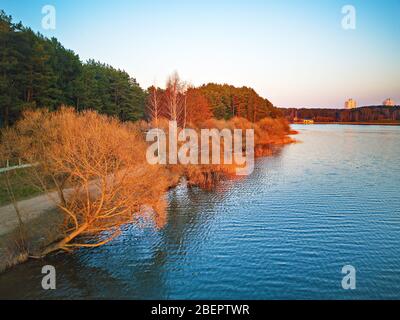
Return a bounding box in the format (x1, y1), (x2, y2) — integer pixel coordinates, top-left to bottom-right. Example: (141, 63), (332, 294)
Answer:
(0, 192), (59, 235)
(0, 192), (63, 273)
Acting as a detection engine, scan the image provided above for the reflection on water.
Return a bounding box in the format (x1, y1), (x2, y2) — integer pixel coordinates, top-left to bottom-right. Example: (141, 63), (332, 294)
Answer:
(1, 125), (400, 299)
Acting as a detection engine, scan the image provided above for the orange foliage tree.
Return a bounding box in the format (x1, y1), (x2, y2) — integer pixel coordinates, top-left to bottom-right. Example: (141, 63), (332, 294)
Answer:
(186, 88), (213, 125)
(2, 108), (169, 256)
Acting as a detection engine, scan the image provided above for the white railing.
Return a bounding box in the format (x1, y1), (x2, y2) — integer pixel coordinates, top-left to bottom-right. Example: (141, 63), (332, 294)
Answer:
(0, 159), (35, 173)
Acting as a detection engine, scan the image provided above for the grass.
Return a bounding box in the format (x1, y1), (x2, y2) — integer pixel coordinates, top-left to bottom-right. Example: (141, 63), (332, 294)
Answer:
(0, 169), (43, 207)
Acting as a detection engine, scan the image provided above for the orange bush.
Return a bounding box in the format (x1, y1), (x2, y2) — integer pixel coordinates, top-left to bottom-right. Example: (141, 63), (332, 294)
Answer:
(2, 107), (169, 255)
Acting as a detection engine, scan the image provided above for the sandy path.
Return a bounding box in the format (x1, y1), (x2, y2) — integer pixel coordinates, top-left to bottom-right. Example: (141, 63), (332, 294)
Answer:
(0, 191), (59, 237)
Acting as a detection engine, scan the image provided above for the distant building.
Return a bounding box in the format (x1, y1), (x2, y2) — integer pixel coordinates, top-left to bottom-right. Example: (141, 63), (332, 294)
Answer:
(345, 98), (357, 109)
(383, 98), (395, 106)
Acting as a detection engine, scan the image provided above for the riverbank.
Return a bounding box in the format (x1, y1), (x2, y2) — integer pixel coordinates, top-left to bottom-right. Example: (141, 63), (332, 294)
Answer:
(312, 121), (400, 125)
(2, 125), (399, 299)
(0, 114), (295, 274)
(0, 142), (295, 273)
(0, 192), (64, 273)
(0, 169), (179, 273)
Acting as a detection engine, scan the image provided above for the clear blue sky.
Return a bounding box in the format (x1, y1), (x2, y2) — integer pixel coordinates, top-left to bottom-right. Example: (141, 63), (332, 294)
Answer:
(1, 0), (399, 108)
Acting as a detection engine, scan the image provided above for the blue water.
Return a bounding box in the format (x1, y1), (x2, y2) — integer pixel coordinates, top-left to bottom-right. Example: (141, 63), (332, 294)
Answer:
(1, 125), (400, 299)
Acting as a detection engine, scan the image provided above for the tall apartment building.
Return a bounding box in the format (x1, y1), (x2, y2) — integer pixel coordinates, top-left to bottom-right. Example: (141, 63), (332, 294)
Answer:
(383, 98), (395, 106)
(345, 98), (357, 109)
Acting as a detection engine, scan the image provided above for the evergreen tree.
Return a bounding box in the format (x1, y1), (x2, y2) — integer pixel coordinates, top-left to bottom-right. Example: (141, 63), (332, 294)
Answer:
(0, 10), (146, 127)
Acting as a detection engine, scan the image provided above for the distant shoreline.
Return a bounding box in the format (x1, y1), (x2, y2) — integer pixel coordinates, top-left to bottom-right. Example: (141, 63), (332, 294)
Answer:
(293, 122), (400, 126)
(280, 106), (400, 126)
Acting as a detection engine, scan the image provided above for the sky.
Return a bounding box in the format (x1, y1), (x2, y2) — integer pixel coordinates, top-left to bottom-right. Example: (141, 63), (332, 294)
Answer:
(1, 0), (399, 108)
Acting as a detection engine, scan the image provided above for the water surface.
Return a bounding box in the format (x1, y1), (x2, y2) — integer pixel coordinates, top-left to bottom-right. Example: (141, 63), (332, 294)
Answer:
(1, 125), (399, 299)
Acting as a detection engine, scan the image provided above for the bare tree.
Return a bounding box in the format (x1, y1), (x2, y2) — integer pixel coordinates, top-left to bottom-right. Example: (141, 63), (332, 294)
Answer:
(165, 72), (187, 126)
(183, 92), (188, 128)
(3, 108), (169, 256)
(147, 86), (160, 126)
(0, 137), (26, 249)
(147, 86), (162, 161)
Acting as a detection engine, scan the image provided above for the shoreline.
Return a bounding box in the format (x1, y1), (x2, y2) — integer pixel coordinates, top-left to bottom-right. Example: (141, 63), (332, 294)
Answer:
(0, 193), (64, 273)
(293, 122), (400, 126)
(0, 133), (295, 274)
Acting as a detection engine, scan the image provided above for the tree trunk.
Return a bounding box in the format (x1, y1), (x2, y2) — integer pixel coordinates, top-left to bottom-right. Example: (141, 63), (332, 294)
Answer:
(3, 105), (9, 127)
(40, 223), (89, 256)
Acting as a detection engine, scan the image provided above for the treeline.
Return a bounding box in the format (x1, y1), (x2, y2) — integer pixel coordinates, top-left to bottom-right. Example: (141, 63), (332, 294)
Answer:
(0, 10), (280, 128)
(198, 83), (280, 121)
(146, 73), (281, 128)
(0, 11), (146, 126)
(281, 106), (400, 123)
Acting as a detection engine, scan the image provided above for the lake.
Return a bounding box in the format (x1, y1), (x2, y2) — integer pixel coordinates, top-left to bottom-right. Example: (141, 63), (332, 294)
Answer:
(1, 124), (399, 299)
